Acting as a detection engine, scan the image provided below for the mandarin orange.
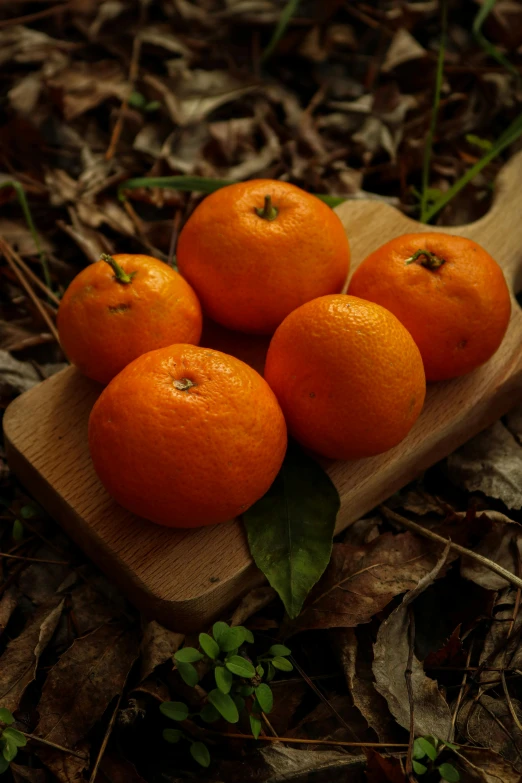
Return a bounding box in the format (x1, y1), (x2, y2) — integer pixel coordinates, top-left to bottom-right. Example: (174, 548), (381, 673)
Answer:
(58, 254), (202, 384)
(264, 295), (426, 460)
(348, 233), (511, 381)
(177, 179), (350, 334)
(88, 344), (287, 527)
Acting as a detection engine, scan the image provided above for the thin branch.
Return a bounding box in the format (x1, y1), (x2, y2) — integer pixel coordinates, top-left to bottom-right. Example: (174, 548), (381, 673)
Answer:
(105, 37), (142, 160)
(382, 507), (522, 592)
(7, 244), (60, 307)
(206, 731), (408, 749)
(0, 1), (71, 28)
(0, 552), (69, 565)
(0, 239), (59, 343)
(290, 656), (361, 741)
(88, 689), (125, 782)
(24, 733), (88, 760)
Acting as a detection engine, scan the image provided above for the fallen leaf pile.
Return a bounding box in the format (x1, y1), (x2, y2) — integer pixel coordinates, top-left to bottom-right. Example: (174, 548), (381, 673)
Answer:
(1, 0), (522, 781)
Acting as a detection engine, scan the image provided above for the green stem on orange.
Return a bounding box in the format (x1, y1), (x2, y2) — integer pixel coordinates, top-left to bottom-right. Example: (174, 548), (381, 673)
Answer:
(173, 378), (196, 391)
(255, 195), (278, 222)
(405, 249), (446, 270)
(100, 253), (136, 284)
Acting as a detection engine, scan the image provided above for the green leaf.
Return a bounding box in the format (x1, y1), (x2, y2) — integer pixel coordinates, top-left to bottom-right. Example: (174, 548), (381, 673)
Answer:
(199, 633), (219, 660)
(20, 505), (38, 519)
(233, 695), (245, 713)
(200, 703), (220, 723)
(2, 736), (17, 763)
(255, 683), (273, 713)
(261, 0), (301, 62)
(218, 627), (245, 652)
(416, 737), (437, 761)
(240, 627), (254, 644)
(413, 738), (426, 759)
(190, 741), (210, 768)
(250, 714), (262, 739)
(2, 729), (26, 748)
(163, 728), (182, 744)
(256, 664), (264, 678)
(160, 701), (189, 722)
(244, 442), (340, 619)
(272, 656), (293, 672)
(440, 740), (459, 751)
(0, 756), (9, 774)
(269, 644), (291, 657)
(208, 689), (239, 723)
(215, 666), (233, 694)
(0, 181), (51, 291)
(439, 763), (460, 782)
(238, 685), (254, 698)
(466, 133), (493, 152)
(225, 656), (256, 678)
(145, 100), (161, 113)
(212, 621), (229, 643)
(117, 175), (344, 210)
(412, 760), (427, 775)
(174, 647), (204, 664)
(12, 520), (23, 541)
(419, 0), (446, 223)
(177, 661), (199, 687)
(266, 663), (276, 682)
(473, 0), (518, 77)
(0, 710), (14, 726)
(424, 109), (522, 222)
(128, 90), (147, 110)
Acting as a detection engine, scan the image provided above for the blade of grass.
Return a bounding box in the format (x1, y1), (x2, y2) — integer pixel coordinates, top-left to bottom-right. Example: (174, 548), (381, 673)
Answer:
(261, 0), (301, 63)
(473, 0), (519, 78)
(118, 175), (348, 209)
(420, 0), (447, 223)
(0, 180), (51, 290)
(423, 109), (522, 222)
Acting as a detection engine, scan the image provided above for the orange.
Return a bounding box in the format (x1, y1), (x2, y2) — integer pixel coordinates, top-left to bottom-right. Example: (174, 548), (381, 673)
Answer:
(57, 253), (202, 384)
(177, 179), (350, 334)
(88, 344), (287, 527)
(264, 295), (426, 460)
(348, 233), (511, 381)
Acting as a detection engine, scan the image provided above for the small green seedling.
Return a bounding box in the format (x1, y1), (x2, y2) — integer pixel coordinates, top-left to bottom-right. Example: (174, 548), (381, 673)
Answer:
(160, 624), (293, 767)
(0, 708), (27, 775)
(413, 735), (460, 781)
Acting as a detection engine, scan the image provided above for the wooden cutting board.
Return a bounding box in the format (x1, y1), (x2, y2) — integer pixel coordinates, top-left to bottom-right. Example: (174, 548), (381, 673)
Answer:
(4, 151), (522, 631)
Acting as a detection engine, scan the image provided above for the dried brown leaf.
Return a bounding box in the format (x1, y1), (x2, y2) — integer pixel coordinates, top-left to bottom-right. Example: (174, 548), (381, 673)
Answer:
(230, 586), (276, 626)
(478, 587), (522, 688)
(335, 627), (398, 742)
(0, 586), (19, 637)
(366, 749), (407, 783)
(0, 600), (63, 712)
(456, 694), (522, 768)
(286, 531), (450, 634)
(140, 620), (183, 682)
(95, 752), (147, 783)
(10, 763), (47, 783)
(38, 742), (89, 783)
(0, 351), (64, 396)
(259, 745), (365, 780)
(35, 622), (139, 748)
(47, 61), (130, 121)
(373, 545), (454, 739)
(460, 511), (522, 590)
(382, 28), (427, 71)
(447, 422), (522, 510)
(457, 747), (521, 783)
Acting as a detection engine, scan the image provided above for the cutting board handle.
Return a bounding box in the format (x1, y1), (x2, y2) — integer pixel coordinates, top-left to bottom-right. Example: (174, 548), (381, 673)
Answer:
(461, 149), (522, 291)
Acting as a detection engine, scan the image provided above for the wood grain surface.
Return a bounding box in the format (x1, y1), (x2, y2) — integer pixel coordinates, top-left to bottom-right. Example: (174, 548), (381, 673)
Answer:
(4, 151), (522, 631)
